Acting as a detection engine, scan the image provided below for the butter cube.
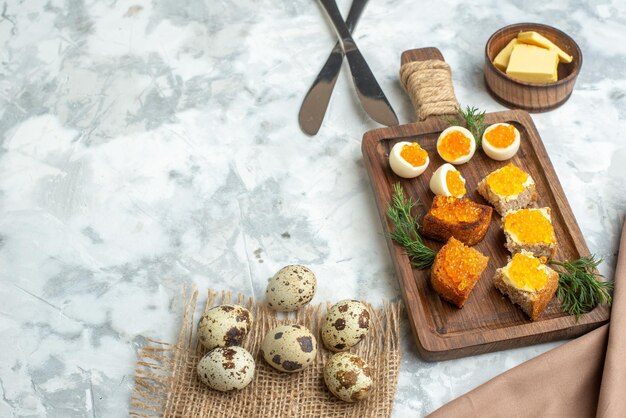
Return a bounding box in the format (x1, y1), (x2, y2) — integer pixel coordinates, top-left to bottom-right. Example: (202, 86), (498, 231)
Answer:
(506, 44), (559, 84)
(493, 38), (519, 71)
(517, 31), (573, 64)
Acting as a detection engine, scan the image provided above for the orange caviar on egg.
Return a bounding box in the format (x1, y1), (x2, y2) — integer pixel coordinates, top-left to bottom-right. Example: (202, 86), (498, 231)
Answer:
(441, 238), (488, 291)
(486, 163), (529, 196)
(504, 209), (556, 244)
(438, 130), (471, 161)
(400, 142), (428, 167)
(445, 170), (466, 197)
(507, 252), (549, 291)
(430, 196), (482, 224)
(485, 124), (516, 148)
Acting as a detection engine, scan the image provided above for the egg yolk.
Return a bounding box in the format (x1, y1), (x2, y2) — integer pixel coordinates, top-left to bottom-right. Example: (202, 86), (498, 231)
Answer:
(430, 196), (482, 223)
(486, 163), (529, 196)
(504, 209), (556, 244)
(485, 124), (516, 148)
(441, 238), (488, 291)
(445, 170), (466, 197)
(507, 252), (549, 291)
(400, 142), (428, 167)
(438, 130), (471, 161)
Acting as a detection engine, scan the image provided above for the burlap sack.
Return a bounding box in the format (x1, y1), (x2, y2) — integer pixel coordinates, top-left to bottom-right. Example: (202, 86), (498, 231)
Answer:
(130, 288), (402, 417)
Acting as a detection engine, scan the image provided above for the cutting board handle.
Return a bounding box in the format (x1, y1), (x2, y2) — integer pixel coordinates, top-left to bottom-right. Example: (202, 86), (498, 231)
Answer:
(400, 47), (460, 122)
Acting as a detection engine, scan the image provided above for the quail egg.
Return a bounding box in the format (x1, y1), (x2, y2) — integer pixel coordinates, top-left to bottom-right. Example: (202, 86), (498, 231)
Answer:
(323, 352), (373, 402)
(389, 141), (430, 179)
(197, 346), (255, 392)
(265, 265), (317, 312)
(429, 163), (466, 197)
(321, 300), (371, 352)
(436, 126), (476, 165)
(260, 324), (318, 373)
(197, 304), (253, 351)
(481, 122), (521, 161)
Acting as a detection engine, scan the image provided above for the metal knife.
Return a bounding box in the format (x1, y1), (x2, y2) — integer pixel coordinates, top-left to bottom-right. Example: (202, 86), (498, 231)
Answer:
(298, 0), (369, 136)
(317, 0), (399, 128)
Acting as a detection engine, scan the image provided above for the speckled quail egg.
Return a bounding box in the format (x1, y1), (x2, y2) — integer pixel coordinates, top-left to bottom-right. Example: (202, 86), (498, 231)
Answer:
(197, 346), (255, 391)
(436, 126), (476, 165)
(389, 141), (430, 179)
(260, 324), (318, 373)
(323, 352), (373, 402)
(197, 304), (253, 351)
(265, 265), (317, 312)
(321, 300), (371, 352)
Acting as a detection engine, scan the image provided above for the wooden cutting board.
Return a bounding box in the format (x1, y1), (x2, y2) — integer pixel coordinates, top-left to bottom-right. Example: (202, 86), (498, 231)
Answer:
(361, 48), (609, 361)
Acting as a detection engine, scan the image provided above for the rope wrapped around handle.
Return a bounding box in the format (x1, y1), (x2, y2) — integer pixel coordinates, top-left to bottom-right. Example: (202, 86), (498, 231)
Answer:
(399, 60), (459, 121)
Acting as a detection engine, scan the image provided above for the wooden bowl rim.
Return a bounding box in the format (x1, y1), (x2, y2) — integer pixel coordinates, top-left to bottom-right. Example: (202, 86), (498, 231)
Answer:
(484, 22), (583, 88)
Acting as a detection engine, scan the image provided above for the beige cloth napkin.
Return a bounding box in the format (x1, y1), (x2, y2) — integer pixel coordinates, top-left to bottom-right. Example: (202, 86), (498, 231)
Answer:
(429, 222), (626, 418)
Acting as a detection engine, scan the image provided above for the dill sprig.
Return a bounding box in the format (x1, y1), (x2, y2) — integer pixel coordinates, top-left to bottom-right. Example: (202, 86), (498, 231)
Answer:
(443, 105), (487, 147)
(549, 256), (613, 319)
(386, 183), (436, 270)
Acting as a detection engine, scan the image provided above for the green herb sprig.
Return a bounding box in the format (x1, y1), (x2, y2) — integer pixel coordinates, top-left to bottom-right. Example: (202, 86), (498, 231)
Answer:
(549, 256), (613, 319)
(443, 105), (487, 147)
(386, 183), (436, 269)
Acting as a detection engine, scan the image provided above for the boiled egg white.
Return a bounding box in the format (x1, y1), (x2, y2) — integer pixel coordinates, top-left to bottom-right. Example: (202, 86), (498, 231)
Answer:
(482, 123), (521, 161)
(436, 126), (476, 165)
(389, 141), (430, 179)
(429, 163), (467, 197)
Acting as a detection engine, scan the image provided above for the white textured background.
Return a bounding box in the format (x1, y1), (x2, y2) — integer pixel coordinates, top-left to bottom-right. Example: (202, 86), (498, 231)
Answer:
(0, 0), (624, 416)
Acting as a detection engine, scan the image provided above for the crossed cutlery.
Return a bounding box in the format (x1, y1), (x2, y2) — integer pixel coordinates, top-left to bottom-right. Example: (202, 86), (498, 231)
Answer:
(299, 0), (399, 135)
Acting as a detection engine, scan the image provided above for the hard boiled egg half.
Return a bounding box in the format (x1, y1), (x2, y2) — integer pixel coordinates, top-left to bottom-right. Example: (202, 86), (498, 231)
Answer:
(482, 123), (521, 161)
(389, 141), (430, 179)
(429, 163), (466, 197)
(436, 126), (476, 165)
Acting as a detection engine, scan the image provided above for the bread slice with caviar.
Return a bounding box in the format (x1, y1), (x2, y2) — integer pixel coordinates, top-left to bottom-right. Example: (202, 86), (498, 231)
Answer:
(477, 163), (537, 216)
(503, 207), (558, 259)
(431, 237), (489, 308)
(494, 250), (559, 320)
(422, 196), (492, 246)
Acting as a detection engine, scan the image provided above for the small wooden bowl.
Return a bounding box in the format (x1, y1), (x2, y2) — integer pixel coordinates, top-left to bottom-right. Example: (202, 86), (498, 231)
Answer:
(484, 23), (582, 112)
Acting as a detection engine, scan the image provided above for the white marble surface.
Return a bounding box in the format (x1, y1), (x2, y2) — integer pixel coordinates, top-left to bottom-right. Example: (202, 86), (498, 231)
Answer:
(1, 0), (625, 416)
